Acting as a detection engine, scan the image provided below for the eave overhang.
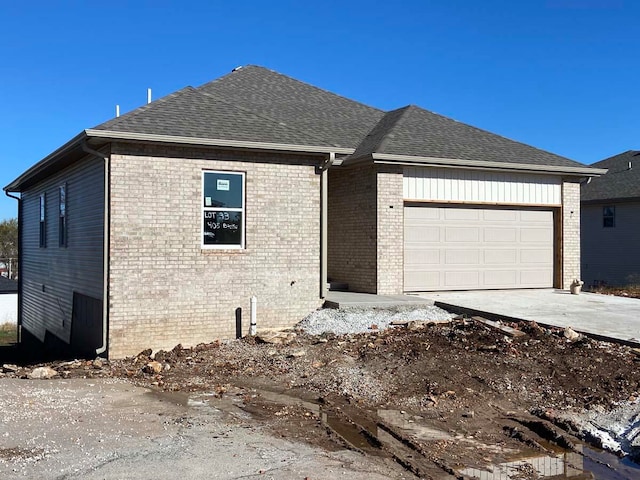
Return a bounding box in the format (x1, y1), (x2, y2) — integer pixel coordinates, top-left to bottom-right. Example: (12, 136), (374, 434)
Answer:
(345, 153), (607, 177)
(4, 131), (93, 193)
(4, 129), (354, 193)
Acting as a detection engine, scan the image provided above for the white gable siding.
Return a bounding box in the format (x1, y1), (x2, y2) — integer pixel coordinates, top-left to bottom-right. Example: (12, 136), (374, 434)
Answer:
(404, 167), (562, 205)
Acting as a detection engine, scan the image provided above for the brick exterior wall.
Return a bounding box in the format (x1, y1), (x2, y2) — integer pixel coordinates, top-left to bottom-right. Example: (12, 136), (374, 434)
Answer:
(327, 164), (378, 292)
(562, 180), (581, 290)
(107, 143), (323, 358)
(376, 166), (404, 295)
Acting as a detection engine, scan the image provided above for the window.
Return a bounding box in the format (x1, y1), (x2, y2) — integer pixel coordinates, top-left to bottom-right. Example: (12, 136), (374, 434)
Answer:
(603, 206), (615, 228)
(59, 184), (67, 247)
(39, 193), (46, 247)
(202, 171), (245, 248)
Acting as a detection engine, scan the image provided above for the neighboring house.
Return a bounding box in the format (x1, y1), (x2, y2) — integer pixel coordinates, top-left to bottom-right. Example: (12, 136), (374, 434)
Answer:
(581, 150), (640, 287)
(4, 66), (604, 358)
(0, 276), (18, 325)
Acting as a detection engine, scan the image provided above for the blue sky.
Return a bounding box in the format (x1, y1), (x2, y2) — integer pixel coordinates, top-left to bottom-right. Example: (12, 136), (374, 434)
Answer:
(1, 0), (638, 220)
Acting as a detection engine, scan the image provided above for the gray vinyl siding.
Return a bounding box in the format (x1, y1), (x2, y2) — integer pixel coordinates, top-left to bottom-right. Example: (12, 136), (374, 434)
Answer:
(20, 155), (104, 345)
(581, 201), (640, 287)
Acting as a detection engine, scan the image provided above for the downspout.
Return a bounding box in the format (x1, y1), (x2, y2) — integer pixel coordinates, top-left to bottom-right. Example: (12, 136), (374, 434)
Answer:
(5, 191), (21, 342)
(319, 152), (335, 299)
(81, 143), (109, 356)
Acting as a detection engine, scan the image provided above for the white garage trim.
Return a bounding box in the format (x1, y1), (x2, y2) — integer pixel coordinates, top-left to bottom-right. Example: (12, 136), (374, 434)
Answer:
(403, 167), (562, 206)
(404, 205), (555, 292)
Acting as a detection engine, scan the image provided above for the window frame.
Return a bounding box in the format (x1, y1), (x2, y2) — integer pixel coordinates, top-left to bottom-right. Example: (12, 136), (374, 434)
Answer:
(39, 193), (46, 248)
(201, 170), (246, 249)
(603, 205), (615, 228)
(59, 184), (67, 247)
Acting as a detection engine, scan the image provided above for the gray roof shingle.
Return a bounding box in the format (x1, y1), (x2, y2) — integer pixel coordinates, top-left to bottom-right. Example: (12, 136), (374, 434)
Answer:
(582, 150), (640, 202)
(94, 85), (333, 147)
(351, 105), (586, 168)
(89, 65), (590, 170)
(197, 66), (384, 149)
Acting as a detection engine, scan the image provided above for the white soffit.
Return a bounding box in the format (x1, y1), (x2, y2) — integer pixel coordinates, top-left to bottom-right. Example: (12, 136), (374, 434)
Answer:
(403, 167), (562, 206)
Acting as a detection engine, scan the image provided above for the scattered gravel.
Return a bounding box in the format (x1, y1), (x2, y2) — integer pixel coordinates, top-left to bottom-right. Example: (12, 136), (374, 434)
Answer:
(297, 306), (455, 336)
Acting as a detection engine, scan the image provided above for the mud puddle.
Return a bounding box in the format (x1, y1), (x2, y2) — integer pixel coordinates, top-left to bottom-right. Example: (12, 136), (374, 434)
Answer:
(148, 386), (640, 479)
(460, 445), (640, 479)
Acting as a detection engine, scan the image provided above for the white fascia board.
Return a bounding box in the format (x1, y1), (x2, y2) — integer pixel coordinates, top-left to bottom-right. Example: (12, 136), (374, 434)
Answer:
(370, 153), (608, 177)
(85, 129), (354, 156)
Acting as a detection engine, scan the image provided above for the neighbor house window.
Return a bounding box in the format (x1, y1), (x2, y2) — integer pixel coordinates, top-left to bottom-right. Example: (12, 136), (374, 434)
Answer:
(603, 206), (615, 228)
(59, 184), (67, 247)
(202, 171), (245, 248)
(39, 193), (46, 247)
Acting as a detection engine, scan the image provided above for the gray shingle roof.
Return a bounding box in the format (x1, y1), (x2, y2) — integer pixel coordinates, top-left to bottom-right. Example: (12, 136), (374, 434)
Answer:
(582, 150), (640, 202)
(197, 66), (384, 149)
(351, 105), (586, 168)
(93, 85), (333, 147)
(89, 65), (589, 170)
(95, 65), (384, 150)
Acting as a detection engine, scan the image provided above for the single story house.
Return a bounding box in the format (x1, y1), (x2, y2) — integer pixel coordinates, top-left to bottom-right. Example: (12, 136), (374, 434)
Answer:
(0, 276), (18, 325)
(581, 150), (640, 287)
(4, 65), (604, 358)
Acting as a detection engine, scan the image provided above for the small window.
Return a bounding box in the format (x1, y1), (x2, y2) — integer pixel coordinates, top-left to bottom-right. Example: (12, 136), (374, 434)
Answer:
(202, 171), (245, 248)
(39, 193), (46, 247)
(59, 184), (67, 247)
(603, 206), (615, 228)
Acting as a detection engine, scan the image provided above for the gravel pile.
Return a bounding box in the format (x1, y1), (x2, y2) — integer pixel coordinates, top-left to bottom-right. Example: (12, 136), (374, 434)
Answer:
(297, 306), (454, 336)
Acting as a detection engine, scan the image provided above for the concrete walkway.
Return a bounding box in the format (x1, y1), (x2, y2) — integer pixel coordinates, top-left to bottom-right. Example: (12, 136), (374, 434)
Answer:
(422, 289), (640, 346)
(324, 291), (433, 309)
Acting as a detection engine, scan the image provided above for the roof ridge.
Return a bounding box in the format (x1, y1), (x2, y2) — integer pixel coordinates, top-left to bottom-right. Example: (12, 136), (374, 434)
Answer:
(376, 106), (413, 152)
(199, 65), (385, 114)
(196, 88), (336, 147)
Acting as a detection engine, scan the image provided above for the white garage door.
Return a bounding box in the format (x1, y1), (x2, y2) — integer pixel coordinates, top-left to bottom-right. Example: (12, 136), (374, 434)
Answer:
(404, 206), (554, 291)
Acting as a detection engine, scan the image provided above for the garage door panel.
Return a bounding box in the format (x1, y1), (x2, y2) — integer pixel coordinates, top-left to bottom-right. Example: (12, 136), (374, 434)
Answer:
(484, 249), (517, 264)
(483, 209), (517, 221)
(520, 270), (553, 286)
(405, 271), (440, 290)
(521, 249), (553, 264)
(445, 227), (479, 242)
(405, 207), (439, 221)
(521, 227), (553, 243)
(405, 248), (440, 265)
(444, 271), (480, 288)
(405, 225), (440, 242)
(484, 227), (517, 242)
(445, 209), (479, 220)
(483, 270), (518, 286)
(445, 249), (480, 265)
(520, 210), (552, 222)
(404, 206), (554, 291)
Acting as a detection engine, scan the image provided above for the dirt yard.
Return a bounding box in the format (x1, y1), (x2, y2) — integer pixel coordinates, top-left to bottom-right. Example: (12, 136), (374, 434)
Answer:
(590, 285), (640, 299)
(4, 314), (640, 479)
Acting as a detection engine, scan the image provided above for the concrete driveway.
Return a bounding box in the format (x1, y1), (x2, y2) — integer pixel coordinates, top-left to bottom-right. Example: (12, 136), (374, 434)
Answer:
(0, 379), (409, 480)
(421, 289), (640, 346)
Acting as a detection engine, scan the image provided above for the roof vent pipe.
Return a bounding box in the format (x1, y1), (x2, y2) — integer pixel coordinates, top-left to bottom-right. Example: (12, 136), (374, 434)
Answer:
(629, 161), (633, 170)
(115, 105), (120, 117)
(147, 88), (152, 104)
